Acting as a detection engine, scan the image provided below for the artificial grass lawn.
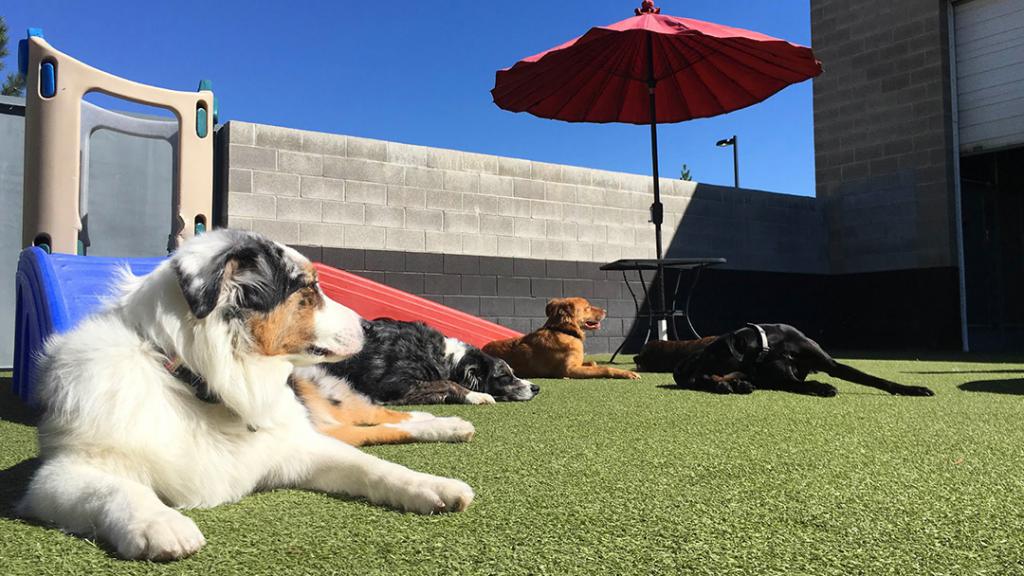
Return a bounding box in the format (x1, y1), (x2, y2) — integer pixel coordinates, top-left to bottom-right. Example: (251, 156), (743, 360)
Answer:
(1, 356), (1024, 575)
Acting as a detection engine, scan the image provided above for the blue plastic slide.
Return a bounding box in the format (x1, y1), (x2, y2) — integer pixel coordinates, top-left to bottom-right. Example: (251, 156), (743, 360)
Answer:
(12, 248), (162, 402)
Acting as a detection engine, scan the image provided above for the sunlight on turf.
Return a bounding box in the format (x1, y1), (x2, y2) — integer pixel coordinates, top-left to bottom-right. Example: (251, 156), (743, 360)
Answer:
(2, 357), (1024, 575)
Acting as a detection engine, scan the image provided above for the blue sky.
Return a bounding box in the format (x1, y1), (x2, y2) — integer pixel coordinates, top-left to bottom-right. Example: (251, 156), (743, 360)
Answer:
(4, 0), (816, 196)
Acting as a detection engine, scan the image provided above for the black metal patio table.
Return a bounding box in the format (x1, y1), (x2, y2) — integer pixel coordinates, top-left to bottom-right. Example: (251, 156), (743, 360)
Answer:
(600, 257), (726, 363)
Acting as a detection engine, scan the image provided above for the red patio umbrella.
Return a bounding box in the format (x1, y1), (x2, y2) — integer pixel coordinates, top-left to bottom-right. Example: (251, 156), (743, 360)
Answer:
(492, 1), (822, 321)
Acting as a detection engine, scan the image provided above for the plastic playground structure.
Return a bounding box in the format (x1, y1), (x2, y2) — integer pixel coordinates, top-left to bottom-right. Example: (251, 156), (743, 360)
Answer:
(11, 30), (519, 403)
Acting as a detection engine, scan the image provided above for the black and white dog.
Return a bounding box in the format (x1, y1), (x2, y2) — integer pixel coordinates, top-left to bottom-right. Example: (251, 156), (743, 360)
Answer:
(306, 318), (539, 405)
(21, 230), (475, 561)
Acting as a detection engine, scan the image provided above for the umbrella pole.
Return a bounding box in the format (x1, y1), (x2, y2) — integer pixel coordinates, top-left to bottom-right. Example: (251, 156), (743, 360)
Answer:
(648, 104), (668, 341)
(647, 38), (667, 341)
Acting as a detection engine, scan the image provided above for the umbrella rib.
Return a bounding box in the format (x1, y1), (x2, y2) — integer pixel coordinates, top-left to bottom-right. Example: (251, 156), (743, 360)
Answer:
(669, 34), (805, 111)
(612, 31), (648, 122)
(524, 31), (643, 119)
(496, 30), (619, 113)
(573, 29), (646, 122)
(696, 39), (761, 107)
(544, 36), (630, 120)
(656, 33), (701, 120)
(700, 34), (817, 81)
(531, 32), (642, 120)
(647, 30), (727, 84)
(654, 31), (731, 118)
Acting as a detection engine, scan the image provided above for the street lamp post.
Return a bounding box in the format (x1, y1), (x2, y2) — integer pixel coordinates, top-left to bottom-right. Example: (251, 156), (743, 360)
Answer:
(716, 135), (739, 188)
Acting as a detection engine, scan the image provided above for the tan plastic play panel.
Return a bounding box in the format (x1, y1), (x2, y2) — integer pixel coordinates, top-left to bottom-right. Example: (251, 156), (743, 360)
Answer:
(22, 35), (213, 254)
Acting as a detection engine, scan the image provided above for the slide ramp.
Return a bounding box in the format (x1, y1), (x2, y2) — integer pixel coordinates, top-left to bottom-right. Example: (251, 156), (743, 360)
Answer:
(314, 263), (520, 348)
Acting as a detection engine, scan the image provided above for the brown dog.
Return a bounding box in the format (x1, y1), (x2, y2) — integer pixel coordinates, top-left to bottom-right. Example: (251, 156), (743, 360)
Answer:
(483, 297), (640, 379)
(634, 337), (718, 372)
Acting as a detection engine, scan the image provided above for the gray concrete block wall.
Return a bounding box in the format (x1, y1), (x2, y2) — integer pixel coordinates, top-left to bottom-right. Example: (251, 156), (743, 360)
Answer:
(811, 0), (956, 274)
(224, 121), (825, 274)
(224, 120), (831, 354)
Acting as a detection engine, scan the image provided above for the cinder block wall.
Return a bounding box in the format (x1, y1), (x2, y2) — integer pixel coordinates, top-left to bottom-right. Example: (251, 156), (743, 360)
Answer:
(222, 121), (825, 352)
(811, 0), (956, 274)
(223, 121), (823, 271)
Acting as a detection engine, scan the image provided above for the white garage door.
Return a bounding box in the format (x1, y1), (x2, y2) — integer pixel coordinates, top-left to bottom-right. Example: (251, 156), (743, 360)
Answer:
(954, 0), (1024, 154)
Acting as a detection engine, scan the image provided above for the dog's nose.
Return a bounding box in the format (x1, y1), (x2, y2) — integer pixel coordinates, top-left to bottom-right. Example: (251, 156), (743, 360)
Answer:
(530, 384), (540, 394)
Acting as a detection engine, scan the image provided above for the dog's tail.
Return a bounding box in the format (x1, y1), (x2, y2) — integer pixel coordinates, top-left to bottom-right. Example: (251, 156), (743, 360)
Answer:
(819, 360), (934, 396)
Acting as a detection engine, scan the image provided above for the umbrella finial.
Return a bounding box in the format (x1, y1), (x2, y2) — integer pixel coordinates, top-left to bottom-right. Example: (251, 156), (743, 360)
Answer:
(635, 0), (661, 15)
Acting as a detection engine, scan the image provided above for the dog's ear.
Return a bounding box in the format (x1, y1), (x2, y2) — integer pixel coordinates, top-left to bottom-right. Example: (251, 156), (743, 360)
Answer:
(483, 354), (504, 377)
(722, 328), (757, 363)
(173, 249), (234, 319)
(545, 298), (564, 318)
(462, 364), (480, 391)
(545, 298), (574, 324)
(172, 231), (303, 319)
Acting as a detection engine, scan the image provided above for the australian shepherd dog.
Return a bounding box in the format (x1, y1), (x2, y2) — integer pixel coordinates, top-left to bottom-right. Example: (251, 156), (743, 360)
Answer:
(20, 229), (475, 561)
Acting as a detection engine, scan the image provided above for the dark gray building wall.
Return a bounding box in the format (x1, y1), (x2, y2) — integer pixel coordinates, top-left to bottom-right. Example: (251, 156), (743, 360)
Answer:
(811, 0), (957, 274)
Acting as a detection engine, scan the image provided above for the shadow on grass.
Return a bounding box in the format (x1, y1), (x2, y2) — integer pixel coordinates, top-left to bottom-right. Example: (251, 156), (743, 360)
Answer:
(908, 369), (1024, 375)
(831, 350), (1024, 363)
(0, 377), (42, 526)
(0, 458), (40, 521)
(0, 377), (40, 427)
(958, 378), (1024, 395)
(0, 458), (122, 559)
(656, 382), (883, 396)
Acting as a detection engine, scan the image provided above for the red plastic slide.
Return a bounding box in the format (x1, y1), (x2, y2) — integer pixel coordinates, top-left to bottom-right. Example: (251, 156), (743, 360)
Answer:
(313, 262), (521, 348)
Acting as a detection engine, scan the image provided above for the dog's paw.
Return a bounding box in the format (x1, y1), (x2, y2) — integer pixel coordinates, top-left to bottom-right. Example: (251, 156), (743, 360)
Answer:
(711, 381), (734, 394)
(816, 384), (839, 397)
(623, 371), (641, 380)
(732, 380), (755, 394)
(465, 392), (496, 405)
(114, 508), (206, 561)
(388, 416), (475, 443)
(393, 475), (475, 515)
(893, 385), (934, 397)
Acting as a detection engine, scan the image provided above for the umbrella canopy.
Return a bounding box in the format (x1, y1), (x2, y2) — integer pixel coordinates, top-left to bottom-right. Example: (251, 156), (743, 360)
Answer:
(491, 3), (822, 124)
(491, 1), (821, 340)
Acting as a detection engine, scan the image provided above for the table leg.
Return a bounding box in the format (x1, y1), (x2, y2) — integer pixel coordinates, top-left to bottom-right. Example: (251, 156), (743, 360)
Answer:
(608, 333), (629, 364)
(610, 270), (640, 364)
(636, 269), (656, 345)
(668, 269), (684, 340)
(682, 265), (705, 339)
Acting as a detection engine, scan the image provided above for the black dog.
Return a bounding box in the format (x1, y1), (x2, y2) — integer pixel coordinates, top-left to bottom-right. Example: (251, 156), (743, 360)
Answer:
(318, 318), (538, 405)
(672, 323), (934, 397)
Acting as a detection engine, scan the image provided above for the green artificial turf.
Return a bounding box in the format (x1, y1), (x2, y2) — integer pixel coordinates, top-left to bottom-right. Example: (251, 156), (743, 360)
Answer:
(2, 357), (1024, 575)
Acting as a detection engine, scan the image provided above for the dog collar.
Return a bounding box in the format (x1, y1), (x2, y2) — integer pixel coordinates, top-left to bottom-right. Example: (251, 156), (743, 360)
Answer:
(158, 351), (259, 433)
(546, 325), (583, 340)
(161, 355), (222, 405)
(726, 324), (771, 366)
(746, 323), (770, 362)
